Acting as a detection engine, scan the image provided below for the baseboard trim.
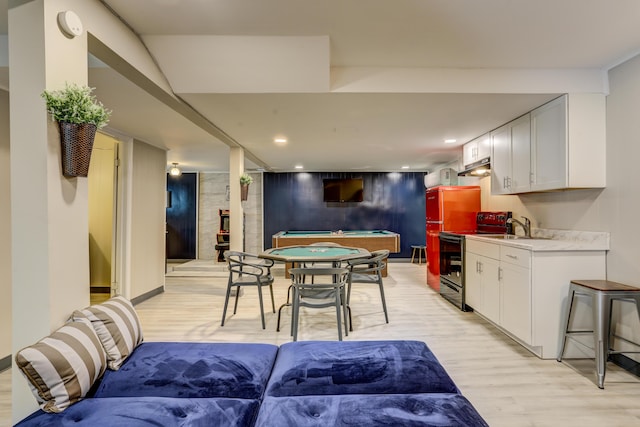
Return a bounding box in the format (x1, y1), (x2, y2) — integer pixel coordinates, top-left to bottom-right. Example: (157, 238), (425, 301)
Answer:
(0, 354), (11, 372)
(131, 286), (164, 306)
(610, 353), (640, 377)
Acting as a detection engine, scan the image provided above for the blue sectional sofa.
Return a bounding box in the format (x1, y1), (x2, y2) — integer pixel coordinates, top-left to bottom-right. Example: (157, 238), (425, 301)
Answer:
(16, 340), (487, 426)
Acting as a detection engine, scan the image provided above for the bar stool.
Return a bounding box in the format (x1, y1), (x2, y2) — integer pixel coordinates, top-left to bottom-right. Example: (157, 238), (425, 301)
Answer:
(410, 245), (427, 264)
(557, 279), (640, 388)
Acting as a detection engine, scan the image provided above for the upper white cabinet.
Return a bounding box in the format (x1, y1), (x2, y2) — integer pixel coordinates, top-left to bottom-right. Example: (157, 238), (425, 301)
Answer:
(490, 114), (531, 195)
(530, 94), (606, 191)
(491, 94), (606, 194)
(463, 133), (491, 168)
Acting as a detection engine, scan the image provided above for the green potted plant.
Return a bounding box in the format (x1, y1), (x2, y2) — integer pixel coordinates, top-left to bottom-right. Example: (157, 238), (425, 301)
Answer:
(240, 173), (253, 201)
(42, 82), (112, 177)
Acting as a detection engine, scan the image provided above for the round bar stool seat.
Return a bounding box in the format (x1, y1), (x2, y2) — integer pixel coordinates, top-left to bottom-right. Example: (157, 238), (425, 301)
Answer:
(557, 279), (640, 388)
(410, 245), (427, 264)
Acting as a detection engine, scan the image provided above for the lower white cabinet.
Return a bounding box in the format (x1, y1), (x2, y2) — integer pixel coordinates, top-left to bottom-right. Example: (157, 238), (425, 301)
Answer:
(465, 243), (500, 324)
(465, 238), (606, 359)
(499, 256), (531, 344)
(466, 240), (530, 343)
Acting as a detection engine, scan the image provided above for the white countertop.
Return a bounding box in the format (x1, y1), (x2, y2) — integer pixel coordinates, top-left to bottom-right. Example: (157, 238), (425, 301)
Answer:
(466, 229), (610, 252)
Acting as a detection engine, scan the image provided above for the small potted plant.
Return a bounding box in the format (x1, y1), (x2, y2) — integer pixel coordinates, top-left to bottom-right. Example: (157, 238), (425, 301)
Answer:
(42, 82), (111, 177)
(240, 173), (253, 201)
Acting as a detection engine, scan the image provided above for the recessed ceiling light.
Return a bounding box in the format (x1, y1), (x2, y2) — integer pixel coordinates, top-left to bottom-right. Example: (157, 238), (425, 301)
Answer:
(444, 139), (457, 144)
(401, 165), (410, 169)
(295, 165), (303, 169)
(274, 137), (288, 145)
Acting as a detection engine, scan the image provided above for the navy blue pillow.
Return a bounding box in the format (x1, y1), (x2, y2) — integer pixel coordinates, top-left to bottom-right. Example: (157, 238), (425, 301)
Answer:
(266, 340), (459, 397)
(255, 393), (489, 427)
(15, 396), (259, 427)
(94, 342), (278, 400)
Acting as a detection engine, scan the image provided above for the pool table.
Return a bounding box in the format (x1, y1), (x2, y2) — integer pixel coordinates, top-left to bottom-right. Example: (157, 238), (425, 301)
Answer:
(271, 230), (400, 277)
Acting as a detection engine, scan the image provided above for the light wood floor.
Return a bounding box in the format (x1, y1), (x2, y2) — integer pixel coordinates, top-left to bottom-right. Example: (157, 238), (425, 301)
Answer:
(3, 261), (640, 426)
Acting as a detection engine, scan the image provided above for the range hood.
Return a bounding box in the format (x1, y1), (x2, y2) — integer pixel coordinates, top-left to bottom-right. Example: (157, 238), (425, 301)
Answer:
(458, 157), (491, 177)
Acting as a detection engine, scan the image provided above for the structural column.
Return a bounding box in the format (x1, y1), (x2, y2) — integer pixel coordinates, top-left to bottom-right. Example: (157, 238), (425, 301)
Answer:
(9, 0), (90, 421)
(229, 147), (244, 251)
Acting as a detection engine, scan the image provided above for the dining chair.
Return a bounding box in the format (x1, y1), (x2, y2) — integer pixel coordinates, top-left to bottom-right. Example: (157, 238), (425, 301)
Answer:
(221, 251), (276, 329)
(276, 242), (345, 332)
(346, 249), (390, 324)
(304, 242), (344, 283)
(288, 267), (350, 341)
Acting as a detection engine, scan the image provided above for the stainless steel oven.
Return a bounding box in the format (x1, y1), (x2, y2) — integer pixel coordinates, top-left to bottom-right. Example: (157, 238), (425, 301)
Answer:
(439, 211), (512, 311)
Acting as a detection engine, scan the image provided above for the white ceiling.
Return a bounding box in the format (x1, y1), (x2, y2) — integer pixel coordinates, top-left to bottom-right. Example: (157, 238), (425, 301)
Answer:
(2, 0), (640, 172)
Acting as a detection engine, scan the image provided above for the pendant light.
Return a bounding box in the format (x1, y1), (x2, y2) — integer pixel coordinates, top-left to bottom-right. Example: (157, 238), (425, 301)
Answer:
(169, 162), (182, 176)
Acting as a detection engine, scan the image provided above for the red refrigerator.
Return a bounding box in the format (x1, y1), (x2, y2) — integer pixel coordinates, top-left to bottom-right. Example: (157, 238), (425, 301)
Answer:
(426, 186), (481, 290)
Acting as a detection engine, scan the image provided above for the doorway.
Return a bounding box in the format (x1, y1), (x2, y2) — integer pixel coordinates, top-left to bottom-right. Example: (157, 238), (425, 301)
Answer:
(166, 172), (198, 260)
(88, 133), (118, 298)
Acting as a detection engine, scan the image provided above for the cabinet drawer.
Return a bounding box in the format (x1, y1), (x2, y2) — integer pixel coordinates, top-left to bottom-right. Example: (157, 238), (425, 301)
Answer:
(500, 246), (530, 268)
(466, 240), (500, 259)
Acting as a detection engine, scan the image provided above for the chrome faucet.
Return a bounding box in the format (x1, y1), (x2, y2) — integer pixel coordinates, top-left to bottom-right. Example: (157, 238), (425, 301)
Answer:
(507, 216), (531, 238)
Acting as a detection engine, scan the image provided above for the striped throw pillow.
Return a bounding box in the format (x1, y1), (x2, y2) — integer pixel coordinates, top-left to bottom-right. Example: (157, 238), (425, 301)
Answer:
(73, 296), (144, 370)
(15, 318), (107, 413)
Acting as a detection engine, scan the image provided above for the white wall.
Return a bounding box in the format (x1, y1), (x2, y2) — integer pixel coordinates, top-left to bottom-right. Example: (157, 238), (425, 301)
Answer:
(479, 177), (606, 231)
(129, 140), (166, 298)
(601, 53), (640, 357)
(0, 89), (10, 362)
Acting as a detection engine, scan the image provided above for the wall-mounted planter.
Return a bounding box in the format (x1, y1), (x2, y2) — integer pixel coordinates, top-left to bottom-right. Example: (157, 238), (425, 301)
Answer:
(241, 184), (249, 201)
(59, 122), (97, 177)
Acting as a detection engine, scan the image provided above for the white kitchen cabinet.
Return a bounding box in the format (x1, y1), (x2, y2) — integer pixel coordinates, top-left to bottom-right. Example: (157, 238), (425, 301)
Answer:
(465, 240), (500, 323)
(491, 93), (606, 194)
(465, 236), (607, 359)
(462, 133), (491, 168)
(499, 246), (531, 344)
(490, 114), (531, 195)
(483, 257), (501, 325)
(465, 251), (482, 309)
(467, 240), (531, 342)
(530, 94), (606, 191)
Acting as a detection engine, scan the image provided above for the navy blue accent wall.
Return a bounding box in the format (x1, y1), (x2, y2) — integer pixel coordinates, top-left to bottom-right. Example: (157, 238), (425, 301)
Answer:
(263, 172), (426, 258)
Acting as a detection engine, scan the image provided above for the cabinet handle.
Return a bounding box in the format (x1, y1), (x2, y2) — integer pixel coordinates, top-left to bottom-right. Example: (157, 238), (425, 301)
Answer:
(529, 171), (534, 185)
(506, 254), (518, 260)
(478, 261), (483, 274)
(498, 267), (503, 280)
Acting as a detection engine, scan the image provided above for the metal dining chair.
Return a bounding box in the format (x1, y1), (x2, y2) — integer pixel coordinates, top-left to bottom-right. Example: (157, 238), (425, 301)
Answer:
(288, 267), (350, 341)
(221, 251), (276, 329)
(346, 249), (390, 324)
(303, 242), (344, 283)
(277, 242), (345, 329)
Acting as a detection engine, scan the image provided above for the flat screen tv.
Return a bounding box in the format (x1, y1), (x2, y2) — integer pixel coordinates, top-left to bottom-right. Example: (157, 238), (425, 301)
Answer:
(323, 178), (364, 202)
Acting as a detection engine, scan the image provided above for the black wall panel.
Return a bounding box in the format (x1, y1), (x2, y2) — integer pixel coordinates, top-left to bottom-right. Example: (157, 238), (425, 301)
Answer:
(264, 172), (426, 258)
